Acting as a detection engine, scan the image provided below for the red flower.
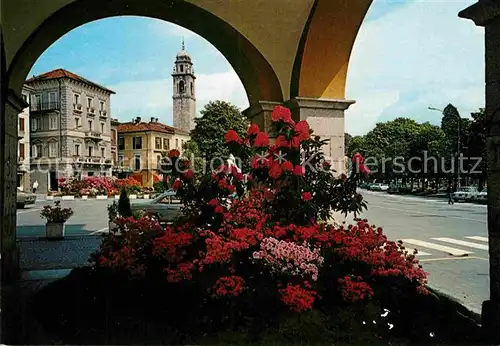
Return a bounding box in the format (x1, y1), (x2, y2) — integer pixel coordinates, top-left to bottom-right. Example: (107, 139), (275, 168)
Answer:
(271, 105), (294, 124)
(322, 161), (331, 169)
(292, 165), (305, 176)
(279, 284), (316, 312)
(295, 120), (310, 140)
(248, 123), (260, 136)
(352, 152), (364, 165)
(302, 192), (312, 201)
(168, 149), (180, 158)
(183, 169), (194, 179)
(213, 276), (246, 297)
(208, 198), (218, 207)
(282, 161), (293, 172)
(254, 132), (269, 147)
(290, 136), (300, 149)
(359, 164), (371, 175)
(269, 162), (282, 179)
(215, 205), (225, 214)
(275, 135), (289, 148)
(172, 179), (182, 190)
(224, 129), (241, 144)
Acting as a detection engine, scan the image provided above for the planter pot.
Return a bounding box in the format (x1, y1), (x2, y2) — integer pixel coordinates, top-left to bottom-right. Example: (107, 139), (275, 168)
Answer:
(96, 195), (108, 200)
(62, 195), (75, 200)
(129, 194), (137, 199)
(46, 195), (54, 200)
(114, 195), (120, 200)
(46, 222), (65, 239)
(143, 194), (150, 199)
(81, 195), (88, 200)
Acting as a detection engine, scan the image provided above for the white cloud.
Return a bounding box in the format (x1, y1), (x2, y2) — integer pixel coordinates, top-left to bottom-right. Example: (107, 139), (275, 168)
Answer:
(109, 68), (249, 126)
(345, 0), (484, 135)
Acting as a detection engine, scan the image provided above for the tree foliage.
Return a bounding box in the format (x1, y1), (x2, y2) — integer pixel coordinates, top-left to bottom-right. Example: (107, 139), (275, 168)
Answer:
(190, 101), (250, 171)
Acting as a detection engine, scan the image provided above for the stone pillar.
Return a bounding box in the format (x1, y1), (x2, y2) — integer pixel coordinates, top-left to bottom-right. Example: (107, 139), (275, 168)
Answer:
(459, 1), (500, 342)
(285, 97), (354, 174)
(1, 90), (26, 283)
(242, 100), (283, 134)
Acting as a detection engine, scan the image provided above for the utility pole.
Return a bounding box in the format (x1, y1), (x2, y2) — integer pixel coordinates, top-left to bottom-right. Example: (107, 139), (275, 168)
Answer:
(459, 1), (500, 343)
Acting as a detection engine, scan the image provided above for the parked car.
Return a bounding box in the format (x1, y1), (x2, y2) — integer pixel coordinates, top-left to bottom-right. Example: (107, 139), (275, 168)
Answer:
(17, 187), (36, 208)
(370, 183), (389, 191)
(130, 189), (183, 222)
(475, 189), (487, 204)
(452, 186), (479, 202)
(387, 184), (400, 194)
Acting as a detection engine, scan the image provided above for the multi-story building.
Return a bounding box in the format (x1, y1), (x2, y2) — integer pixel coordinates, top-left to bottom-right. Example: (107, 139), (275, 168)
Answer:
(117, 117), (190, 186)
(25, 68), (115, 192)
(17, 85), (34, 191)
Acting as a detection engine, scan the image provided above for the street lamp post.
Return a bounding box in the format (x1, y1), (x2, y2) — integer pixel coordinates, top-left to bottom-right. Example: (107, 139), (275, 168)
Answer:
(428, 106), (461, 188)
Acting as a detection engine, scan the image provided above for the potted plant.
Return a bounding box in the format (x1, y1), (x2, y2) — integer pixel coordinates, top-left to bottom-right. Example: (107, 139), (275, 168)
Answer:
(40, 201), (74, 239)
(107, 201), (119, 231)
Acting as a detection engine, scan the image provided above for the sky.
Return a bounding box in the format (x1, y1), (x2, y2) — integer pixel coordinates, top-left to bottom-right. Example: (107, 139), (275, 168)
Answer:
(29, 0), (483, 136)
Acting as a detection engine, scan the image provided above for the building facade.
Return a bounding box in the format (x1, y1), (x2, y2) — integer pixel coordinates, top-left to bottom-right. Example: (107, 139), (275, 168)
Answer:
(172, 42), (196, 133)
(17, 85), (34, 191)
(25, 69), (115, 192)
(117, 117), (190, 187)
(110, 117), (119, 168)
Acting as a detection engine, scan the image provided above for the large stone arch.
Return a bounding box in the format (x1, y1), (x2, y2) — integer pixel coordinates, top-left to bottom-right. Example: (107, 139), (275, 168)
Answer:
(6, 0), (284, 105)
(2, 0), (374, 284)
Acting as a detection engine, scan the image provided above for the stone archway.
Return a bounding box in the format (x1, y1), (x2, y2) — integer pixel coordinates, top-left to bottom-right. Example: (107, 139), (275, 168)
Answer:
(2, 0), (373, 282)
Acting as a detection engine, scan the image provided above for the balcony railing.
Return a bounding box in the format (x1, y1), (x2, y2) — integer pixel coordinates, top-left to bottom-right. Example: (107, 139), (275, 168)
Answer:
(87, 107), (96, 115)
(73, 103), (83, 113)
(76, 156), (113, 166)
(18, 129), (26, 139)
(99, 110), (108, 117)
(84, 131), (102, 140)
(31, 101), (60, 112)
(17, 157), (25, 165)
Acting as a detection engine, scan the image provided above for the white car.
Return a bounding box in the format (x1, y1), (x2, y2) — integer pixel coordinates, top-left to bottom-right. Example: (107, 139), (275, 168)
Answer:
(370, 183), (389, 191)
(475, 190), (487, 204)
(452, 186), (479, 202)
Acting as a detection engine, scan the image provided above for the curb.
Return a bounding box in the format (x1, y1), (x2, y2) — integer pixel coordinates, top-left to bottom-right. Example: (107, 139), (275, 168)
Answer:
(42, 195), (156, 201)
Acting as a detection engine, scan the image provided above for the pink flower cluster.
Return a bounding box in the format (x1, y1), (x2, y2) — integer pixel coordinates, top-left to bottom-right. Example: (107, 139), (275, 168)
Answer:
(252, 237), (324, 281)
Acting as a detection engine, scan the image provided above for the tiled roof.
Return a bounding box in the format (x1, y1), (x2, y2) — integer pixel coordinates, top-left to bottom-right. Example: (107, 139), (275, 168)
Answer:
(117, 121), (177, 135)
(25, 68), (115, 94)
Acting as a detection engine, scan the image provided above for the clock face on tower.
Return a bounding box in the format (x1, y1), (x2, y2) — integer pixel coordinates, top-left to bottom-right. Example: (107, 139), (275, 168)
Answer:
(172, 42), (196, 133)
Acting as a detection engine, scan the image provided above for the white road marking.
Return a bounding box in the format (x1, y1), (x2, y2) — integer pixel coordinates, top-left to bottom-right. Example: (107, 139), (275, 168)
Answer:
(89, 227), (108, 235)
(401, 239), (474, 257)
(432, 237), (489, 251)
(419, 256), (488, 263)
(415, 251), (432, 256)
(368, 204), (486, 223)
(16, 208), (41, 215)
(465, 236), (489, 243)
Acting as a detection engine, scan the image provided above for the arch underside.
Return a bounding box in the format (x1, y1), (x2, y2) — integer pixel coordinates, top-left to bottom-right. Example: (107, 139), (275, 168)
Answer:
(6, 0), (283, 106)
(6, 0), (372, 105)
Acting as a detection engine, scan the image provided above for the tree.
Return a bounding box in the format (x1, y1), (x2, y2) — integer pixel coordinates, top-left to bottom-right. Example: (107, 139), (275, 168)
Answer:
(464, 108), (487, 189)
(190, 101), (250, 171)
(344, 133), (353, 155)
(118, 189), (132, 217)
(182, 140), (205, 175)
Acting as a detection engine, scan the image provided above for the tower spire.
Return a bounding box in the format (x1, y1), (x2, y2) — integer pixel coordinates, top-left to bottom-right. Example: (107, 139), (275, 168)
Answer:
(182, 37), (185, 51)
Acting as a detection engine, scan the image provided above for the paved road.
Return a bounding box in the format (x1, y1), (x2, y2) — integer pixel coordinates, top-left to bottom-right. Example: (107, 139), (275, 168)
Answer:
(16, 193), (490, 314)
(358, 190), (489, 315)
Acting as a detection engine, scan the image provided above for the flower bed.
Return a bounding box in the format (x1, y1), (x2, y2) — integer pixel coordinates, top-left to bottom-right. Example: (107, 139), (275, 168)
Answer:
(58, 176), (141, 197)
(31, 106), (484, 345)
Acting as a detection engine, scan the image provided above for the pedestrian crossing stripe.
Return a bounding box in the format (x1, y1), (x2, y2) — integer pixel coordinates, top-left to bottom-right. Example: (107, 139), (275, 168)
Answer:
(432, 237), (488, 251)
(465, 236), (488, 243)
(401, 238), (474, 257)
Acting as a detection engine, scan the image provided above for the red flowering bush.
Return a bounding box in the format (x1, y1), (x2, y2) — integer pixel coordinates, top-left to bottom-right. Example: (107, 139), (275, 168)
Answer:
(90, 105), (428, 335)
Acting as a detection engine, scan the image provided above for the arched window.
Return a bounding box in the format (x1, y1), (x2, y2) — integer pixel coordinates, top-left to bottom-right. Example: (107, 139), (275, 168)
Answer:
(178, 80), (185, 94)
(190, 82), (193, 94)
(180, 65), (184, 72)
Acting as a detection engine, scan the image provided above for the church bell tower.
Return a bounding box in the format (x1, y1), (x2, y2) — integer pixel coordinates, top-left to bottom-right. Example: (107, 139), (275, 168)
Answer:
(172, 39), (196, 132)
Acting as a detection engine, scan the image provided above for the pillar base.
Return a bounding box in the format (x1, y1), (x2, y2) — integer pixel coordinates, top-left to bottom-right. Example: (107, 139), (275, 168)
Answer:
(481, 300), (500, 343)
(243, 100), (282, 134)
(1, 245), (20, 283)
(285, 97), (355, 174)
